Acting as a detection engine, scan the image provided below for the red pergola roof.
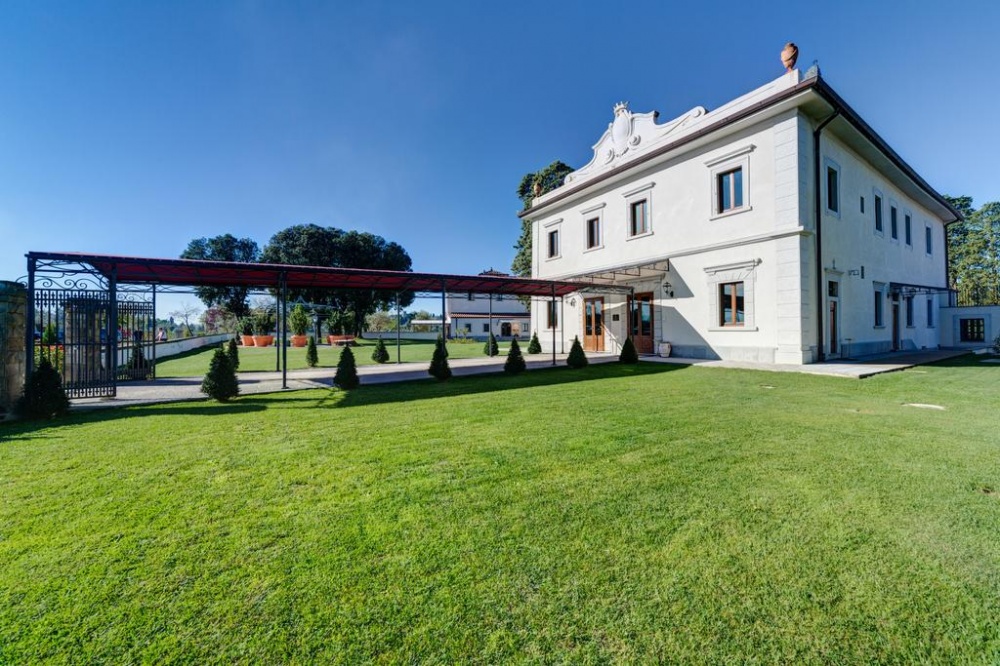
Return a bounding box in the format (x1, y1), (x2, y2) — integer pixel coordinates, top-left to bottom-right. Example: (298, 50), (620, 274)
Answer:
(27, 251), (611, 297)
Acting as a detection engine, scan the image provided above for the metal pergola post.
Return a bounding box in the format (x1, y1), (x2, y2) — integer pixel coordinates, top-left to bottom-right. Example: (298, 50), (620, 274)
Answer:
(488, 292), (493, 346)
(151, 284), (157, 380)
(280, 274), (288, 389)
(441, 280), (447, 341)
(560, 295), (565, 354)
(551, 284), (556, 366)
(395, 291), (401, 364)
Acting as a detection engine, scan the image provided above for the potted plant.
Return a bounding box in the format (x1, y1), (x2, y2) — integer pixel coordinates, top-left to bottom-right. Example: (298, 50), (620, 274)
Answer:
(289, 304), (310, 347)
(239, 317), (255, 347)
(657, 340), (672, 358)
(251, 309), (274, 347)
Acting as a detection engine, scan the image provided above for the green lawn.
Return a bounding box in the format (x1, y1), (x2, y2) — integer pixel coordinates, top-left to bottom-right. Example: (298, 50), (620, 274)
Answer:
(155, 337), (494, 377)
(2, 355), (999, 662)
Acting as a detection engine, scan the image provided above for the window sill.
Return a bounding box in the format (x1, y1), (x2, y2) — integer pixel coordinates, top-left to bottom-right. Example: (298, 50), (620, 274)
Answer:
(874, 325), (885, 329)
(545, 255), (562, 262)
(626, 231), (653, 242)
(825, 207), (841, 219)
(583, 245), (604, 254)
(874, 230), (884, 237)
(708, 325), (758, 332)
(710, 205), (753, 221)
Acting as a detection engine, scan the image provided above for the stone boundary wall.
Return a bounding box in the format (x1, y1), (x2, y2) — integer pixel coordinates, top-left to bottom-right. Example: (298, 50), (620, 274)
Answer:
(0, 281), (27, 415)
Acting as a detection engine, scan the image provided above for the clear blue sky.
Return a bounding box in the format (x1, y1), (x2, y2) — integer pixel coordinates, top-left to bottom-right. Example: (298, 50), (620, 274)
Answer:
(2, 1), (998, 315)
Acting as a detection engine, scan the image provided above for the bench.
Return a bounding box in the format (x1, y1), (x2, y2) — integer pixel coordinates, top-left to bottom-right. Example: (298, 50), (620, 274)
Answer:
(327, 335), (356, 346)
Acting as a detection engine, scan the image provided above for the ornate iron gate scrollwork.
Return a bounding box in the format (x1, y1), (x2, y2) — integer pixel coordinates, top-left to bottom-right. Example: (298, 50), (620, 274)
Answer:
(34, 288), (115, 398)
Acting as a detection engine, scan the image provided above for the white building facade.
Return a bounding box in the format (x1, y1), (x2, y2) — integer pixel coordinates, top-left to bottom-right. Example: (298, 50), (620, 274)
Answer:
(445, 271), (530, 341)
(522, 69), (959, 364)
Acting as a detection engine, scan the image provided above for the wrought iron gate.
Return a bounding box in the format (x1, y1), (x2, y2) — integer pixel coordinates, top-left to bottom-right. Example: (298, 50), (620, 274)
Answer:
(33, 288), (115, 398)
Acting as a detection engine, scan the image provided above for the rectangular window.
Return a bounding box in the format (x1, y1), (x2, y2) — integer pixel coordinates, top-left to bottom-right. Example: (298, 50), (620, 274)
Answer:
(463, 323), (472, 333)
(547, 229), (560, 258)
(546, 301), (558, 329)
(467, 292), (474, 301)
(905, 295), (914, 327)
(719, 282), (745, 326)
(860, 196), (865, 214)
(826, 166), (839, 213)
(586, 217), (601, 249)
(890, 206), (898, 239)
(874, 194), (883, 233)
(874, 290), (884, 327)
(925, 226), (933, 255)
(629, 200), (648, 236)
(960, 318), (986, 342)
(717, 168), (744, 213)
(905, 214), (912, 246)
(482, 323), (490, 333)
(926, 298), (934, 327)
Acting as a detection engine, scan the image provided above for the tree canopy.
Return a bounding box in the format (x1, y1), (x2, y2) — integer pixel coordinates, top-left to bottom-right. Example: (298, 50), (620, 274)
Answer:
(946, 195), (1000, 305)
(261, 224), (414, 335)
(511, 160), (574, 278)
(180, 234), (260, 318)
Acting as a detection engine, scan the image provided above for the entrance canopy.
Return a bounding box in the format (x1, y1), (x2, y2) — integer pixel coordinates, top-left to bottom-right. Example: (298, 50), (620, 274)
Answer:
(27, 251), (601, 297)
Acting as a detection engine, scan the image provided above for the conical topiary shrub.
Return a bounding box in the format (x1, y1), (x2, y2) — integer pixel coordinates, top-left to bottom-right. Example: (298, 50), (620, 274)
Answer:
(504, 338), (526, 375)
(567, 336), (588, 369)
(527, 332), (542, 354)
(484, 332), (499, 357)
(227, 337), (240, 370)
(334, 346), (360, 389)
(127, 340), (149, 379)
(619, 337), (639, 364)
(371, 338), (390, 364)
(306, 335), (319, 368)
(201, 347), (239, 402)
(16, 357), (70, 419)
(429, 336), (452, 381)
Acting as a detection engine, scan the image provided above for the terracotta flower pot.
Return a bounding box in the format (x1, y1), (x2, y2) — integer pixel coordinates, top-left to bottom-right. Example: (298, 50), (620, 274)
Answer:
(291, 335), (308, 348)
(253, 335), (272, 347)
(240, 335), (255, 347)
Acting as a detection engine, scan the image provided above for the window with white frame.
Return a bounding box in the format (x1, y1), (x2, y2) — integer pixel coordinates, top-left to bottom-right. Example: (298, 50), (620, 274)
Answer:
(890, 203), (899, 240)
(581, 202), (605, 251)
(707, 145), (753, 218)
(482, 323), (490, 333)
(547, 229), (560, 258)
(622, 183), (654, 238)
(904, 212), (912, 246)
(873, 189), (884, 234)
(705, 259), (759, 331)
(586, 216), (602, 249)
(825, 159), (840, 215)
(546, 300), (558, 329)
(874, 283), (885, 327)
(960, 318), (985, 342)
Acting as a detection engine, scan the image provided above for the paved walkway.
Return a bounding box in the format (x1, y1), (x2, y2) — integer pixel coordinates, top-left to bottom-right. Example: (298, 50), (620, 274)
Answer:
(70, 348), (971, 410)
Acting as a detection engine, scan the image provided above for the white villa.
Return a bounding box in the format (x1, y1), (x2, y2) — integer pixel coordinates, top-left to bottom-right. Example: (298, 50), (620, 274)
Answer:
(521, 65), (961, 363)
(446, 270), (530, 340)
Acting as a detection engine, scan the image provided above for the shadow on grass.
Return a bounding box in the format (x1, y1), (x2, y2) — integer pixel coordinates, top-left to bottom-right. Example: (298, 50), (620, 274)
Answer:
(0, 399), (269, 445)
(923, 353), (994, 368)
(323, 361), (690, 410)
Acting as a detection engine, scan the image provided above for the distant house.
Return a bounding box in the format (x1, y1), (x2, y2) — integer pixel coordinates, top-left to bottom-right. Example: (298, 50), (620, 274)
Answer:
(520, 65), (960, 363)
(446, 269), (529, 340)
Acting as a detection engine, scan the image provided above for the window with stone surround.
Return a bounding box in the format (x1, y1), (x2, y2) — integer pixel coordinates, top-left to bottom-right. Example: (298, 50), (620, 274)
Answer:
(705, 259), (759, 331)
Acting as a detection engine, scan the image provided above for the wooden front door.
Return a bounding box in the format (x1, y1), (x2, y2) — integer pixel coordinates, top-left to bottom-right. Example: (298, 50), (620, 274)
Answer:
(583, 298), (604, 352)
(631, 292), (654, 354)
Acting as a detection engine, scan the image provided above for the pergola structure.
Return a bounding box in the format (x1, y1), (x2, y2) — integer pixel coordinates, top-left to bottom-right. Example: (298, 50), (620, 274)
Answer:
(24, 251), (631, 396)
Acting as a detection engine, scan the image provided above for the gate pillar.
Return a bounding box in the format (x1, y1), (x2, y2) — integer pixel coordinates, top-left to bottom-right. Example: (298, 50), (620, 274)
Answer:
(0, 281), (27, 417)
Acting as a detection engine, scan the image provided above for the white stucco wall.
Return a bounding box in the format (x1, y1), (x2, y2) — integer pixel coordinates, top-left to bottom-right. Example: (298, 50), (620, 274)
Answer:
(939, 306), (1000, 349)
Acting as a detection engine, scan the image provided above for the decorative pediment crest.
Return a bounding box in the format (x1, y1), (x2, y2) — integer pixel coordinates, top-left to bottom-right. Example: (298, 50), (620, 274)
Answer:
(564, 102), (708, 186)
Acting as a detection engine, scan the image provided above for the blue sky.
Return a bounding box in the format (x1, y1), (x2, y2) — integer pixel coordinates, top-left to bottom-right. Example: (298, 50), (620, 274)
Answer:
(2, 1), (998, 316)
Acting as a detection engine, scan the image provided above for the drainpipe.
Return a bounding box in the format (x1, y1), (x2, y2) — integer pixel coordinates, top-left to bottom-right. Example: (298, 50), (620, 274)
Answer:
(813, 109), (840, 362)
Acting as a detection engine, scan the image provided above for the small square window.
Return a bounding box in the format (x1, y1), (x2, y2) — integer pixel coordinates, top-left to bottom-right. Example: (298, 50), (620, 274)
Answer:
(629, 200), (649, 236)
(463, 323), (472, 333)
(905, 214), (912, 246)
(717, 168), (744, 213)
(719, 282), (745, 326)
(586, 217), (601, 249)
(547, 229), (560, 258)
(960, 318), (985, 342)
(482, 323), (490, 333)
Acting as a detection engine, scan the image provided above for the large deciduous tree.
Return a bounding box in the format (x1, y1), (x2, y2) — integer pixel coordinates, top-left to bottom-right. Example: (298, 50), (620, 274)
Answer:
(946, 195), (1000, 305)
(260, 224), (414, 336)
(511, 161), (574, 278)
(181, 234), (259, 318)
